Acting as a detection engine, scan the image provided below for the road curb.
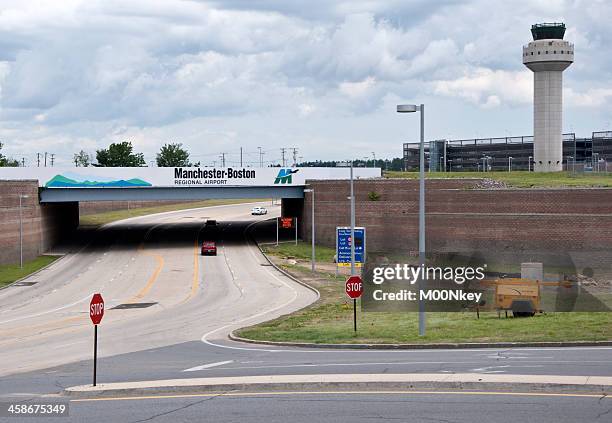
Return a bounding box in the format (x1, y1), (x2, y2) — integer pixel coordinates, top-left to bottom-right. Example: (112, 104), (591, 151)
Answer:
(249, 219), (321, 299)
(0, 254), (65, 291)
(63, 373), (612, 399)
(227, 333), (612, 350)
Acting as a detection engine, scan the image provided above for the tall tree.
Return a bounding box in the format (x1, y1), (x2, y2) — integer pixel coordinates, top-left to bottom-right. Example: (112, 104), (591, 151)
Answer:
(0, 142), (19, 167)
(73, 150), (92, 167)
(95, 141), (145, 167)
(156, 143), (197, 167)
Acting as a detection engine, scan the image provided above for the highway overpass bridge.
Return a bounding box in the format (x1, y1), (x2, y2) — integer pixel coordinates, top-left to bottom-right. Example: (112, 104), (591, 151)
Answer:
(0, 167), (380, 264)
(1, 167), (380, 202)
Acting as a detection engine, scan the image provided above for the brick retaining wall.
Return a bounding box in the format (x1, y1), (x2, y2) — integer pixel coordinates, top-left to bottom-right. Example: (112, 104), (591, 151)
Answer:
(301, 179), (612, 271)
(0, 181), (79, 264)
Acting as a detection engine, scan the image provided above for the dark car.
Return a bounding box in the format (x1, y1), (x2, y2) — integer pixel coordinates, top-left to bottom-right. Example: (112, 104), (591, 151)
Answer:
(201, 241), (217, 256)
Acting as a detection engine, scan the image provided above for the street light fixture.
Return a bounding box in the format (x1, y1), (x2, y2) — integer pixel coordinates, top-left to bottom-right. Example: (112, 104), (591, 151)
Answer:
(19, 194), (30, 268)
(303, 188), (315, 273)
(397, 103), (426, 337)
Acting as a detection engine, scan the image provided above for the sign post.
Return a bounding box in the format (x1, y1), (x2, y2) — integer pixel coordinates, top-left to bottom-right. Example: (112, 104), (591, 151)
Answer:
(89, 293), (104, 387)
(345, 276), (363, 332)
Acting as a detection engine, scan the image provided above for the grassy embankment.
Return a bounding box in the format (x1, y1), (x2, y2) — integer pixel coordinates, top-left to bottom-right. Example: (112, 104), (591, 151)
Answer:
(79, 199), (267, 226)
(0, 256), (59, 288)
(238, 242), (612, 344)
(384, 170), (612, 188)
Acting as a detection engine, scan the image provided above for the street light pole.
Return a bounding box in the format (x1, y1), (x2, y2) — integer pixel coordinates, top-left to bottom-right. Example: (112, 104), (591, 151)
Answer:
(397, 103), (426, 337)
(418, 104), (425, 337)
(304, 188), (315, 273)
(350, 162), (355, 277)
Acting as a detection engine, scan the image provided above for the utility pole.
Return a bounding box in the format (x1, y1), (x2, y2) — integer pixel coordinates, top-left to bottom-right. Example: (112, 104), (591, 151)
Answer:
(44, 152), (48, 167)
(258, 147), (263, 167)
(240, 147), (243, 167)
(291, 148), (298, 167)
(50, 154), (55, 167)
(37, 153), (41, 167)
(220, 153), (226, 167)
(281, 148), (287, 167)
(372, 152), (376, 168)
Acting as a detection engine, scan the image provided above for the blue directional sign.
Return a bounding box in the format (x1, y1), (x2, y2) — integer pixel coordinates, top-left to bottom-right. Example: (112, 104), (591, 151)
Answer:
(336, 227), (366, 268)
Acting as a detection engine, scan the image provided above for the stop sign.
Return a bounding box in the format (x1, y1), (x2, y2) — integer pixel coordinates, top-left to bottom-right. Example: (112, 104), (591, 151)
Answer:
(90, 293), (104, 325)
(345, 276), (363, 299)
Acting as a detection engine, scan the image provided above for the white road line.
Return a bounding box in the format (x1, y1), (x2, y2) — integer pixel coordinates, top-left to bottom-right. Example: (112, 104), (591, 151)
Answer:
(0, 293), (93, 325)
(183, 360), (234, 372)
(180, 360), (607, 372)
(201, 224), (301, 352)
(471, 365), (544, 374)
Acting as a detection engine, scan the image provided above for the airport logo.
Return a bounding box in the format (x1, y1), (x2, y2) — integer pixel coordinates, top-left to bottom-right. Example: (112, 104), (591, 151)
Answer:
(274, 168), (299, 184)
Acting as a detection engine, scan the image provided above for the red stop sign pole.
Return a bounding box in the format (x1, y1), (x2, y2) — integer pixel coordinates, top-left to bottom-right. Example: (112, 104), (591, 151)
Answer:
(345, 276), (362, 332)
(89, 293), (104, 386)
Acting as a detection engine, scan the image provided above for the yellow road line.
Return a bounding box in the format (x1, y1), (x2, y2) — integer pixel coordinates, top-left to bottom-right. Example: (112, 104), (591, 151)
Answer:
(180, 236), (201, 304)
(0, 316), (84, 342)
(129, 252), (164, 303)
(70, 389), (610, 402)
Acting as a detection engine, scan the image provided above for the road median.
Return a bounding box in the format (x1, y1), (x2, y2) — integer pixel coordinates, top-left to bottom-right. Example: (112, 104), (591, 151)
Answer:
(64, 373), (612, 399)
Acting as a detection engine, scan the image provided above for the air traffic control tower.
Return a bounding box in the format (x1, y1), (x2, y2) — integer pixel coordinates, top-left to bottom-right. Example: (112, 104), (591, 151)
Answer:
(523, 23), (574, 172)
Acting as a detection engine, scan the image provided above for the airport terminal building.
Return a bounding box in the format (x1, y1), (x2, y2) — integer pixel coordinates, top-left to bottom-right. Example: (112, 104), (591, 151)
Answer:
(403, 130), (612, 172)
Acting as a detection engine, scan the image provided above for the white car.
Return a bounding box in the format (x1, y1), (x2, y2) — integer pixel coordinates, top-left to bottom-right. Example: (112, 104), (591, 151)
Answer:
(251, 206), (268, 215)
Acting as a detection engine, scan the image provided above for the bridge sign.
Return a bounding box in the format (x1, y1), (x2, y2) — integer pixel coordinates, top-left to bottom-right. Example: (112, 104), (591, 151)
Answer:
(89, 293), (104, 325)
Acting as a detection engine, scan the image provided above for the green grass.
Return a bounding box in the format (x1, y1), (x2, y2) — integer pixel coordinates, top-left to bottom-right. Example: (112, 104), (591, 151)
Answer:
(0, 256), (59, 288)
(237, 264), (612, 344)
(80, 199), (267, 227)
(261, 241), (336, 263)
(384, 170), (612, 188)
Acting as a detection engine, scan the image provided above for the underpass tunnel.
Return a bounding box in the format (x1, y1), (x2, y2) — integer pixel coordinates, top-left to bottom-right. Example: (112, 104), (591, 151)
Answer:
(0, 178), (304, 265)
(68, 202), (284, 254)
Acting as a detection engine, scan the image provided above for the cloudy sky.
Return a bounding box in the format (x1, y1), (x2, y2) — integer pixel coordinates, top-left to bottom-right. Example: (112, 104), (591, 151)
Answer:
(0, 0), (611, 166)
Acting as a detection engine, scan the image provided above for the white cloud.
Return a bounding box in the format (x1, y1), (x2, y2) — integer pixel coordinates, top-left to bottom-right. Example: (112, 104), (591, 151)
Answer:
(339, 76), (376, 98)
(433, 67), (532, 107)
(565, 88), (612, 107)
(0, 0), (610, 165)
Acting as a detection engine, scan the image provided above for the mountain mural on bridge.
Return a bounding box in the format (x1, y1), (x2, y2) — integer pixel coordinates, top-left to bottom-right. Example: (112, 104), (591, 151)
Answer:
(45, 173), (152, 188)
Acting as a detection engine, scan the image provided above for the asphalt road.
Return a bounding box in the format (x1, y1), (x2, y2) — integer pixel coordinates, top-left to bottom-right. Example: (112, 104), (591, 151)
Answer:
(0, 201), (315, 377)
(4, 392), (611, 423)
(1, 201), (611, 422)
